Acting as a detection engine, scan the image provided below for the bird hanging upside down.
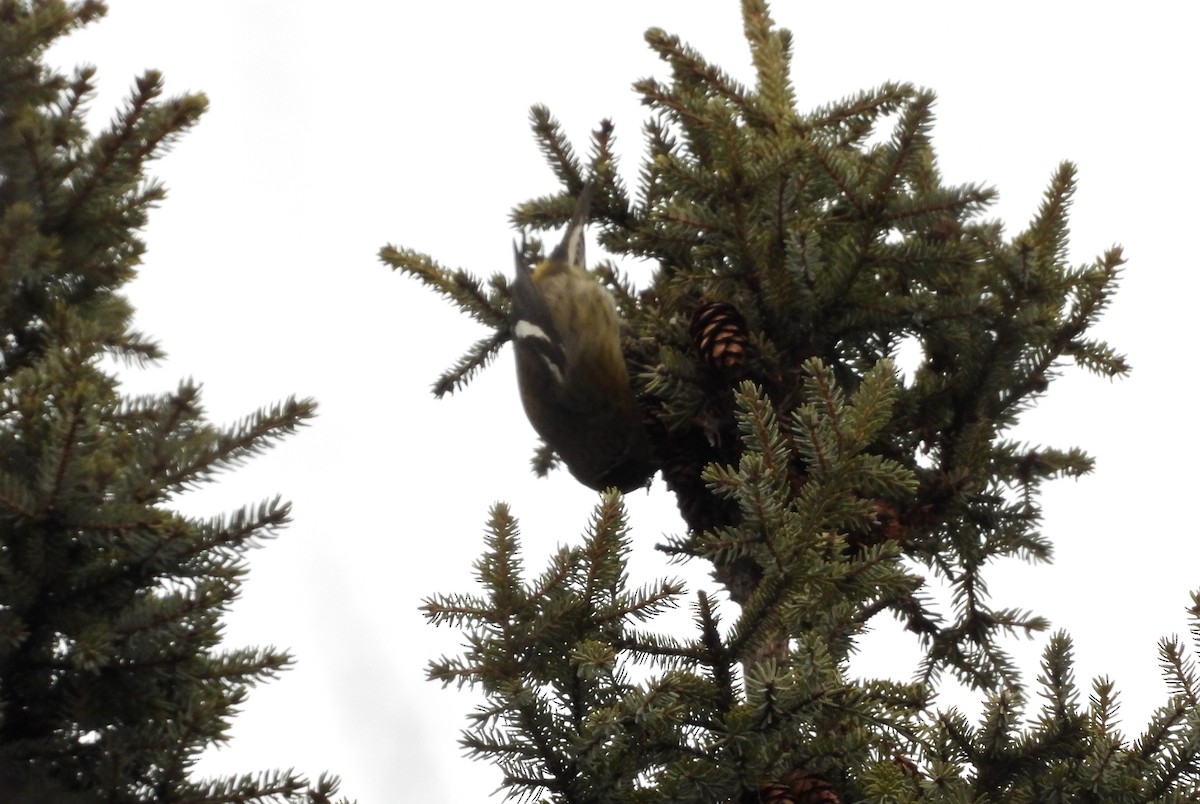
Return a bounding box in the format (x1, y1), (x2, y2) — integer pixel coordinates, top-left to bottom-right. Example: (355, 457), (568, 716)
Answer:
(509, 184), (651, 492)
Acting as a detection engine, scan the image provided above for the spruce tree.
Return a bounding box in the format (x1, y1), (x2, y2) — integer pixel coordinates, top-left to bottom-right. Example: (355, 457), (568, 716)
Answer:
(0, 3), (344, 802)
(391, 1), (1200, 801)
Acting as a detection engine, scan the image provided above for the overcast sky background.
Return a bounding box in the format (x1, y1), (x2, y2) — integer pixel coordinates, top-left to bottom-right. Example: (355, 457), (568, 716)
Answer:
(42, 2), (1199, 801)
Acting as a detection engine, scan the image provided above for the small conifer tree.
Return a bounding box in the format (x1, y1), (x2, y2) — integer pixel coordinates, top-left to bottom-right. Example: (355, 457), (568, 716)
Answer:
(0, 3), (345, 802)
(391, 1), (1200, 801)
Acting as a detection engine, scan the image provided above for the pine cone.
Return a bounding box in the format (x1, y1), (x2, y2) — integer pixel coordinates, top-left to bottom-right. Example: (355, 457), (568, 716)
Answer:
(691, 301), (751, 376)
(748, 770), (840, 804)
(893, 753), (923, 780)
(846, 499), (908, 553)
(754, 780), (792, 804)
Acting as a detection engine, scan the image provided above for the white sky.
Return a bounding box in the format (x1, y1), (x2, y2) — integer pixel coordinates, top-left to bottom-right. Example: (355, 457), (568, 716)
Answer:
(43, 2), (1199, 801)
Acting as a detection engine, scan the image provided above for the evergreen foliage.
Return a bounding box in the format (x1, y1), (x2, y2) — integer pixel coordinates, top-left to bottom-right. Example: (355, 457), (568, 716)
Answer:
(394, 0), (1199, 800)
(0, 3), (343, 802)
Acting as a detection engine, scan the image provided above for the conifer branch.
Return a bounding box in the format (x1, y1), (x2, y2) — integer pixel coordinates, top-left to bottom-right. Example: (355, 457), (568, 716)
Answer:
(741, 0), (796, 121)
(641, 29), (752, 119)
(42, 390), (84, 512)
(133, 396), (316, 502)
(805, 82), (914, 143)
(871, 89), (936, 207)
(528, 104), (585, 192)
(431, 329), (508, 397)
(379, 245), (508, 330)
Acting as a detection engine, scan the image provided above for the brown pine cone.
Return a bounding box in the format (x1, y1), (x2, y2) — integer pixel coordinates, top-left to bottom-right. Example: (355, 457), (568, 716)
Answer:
(691, 301), (751, 376)
(846, 499), (909, 553)
(779, 770), (840, 804)
(746, 770), (840, 804)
